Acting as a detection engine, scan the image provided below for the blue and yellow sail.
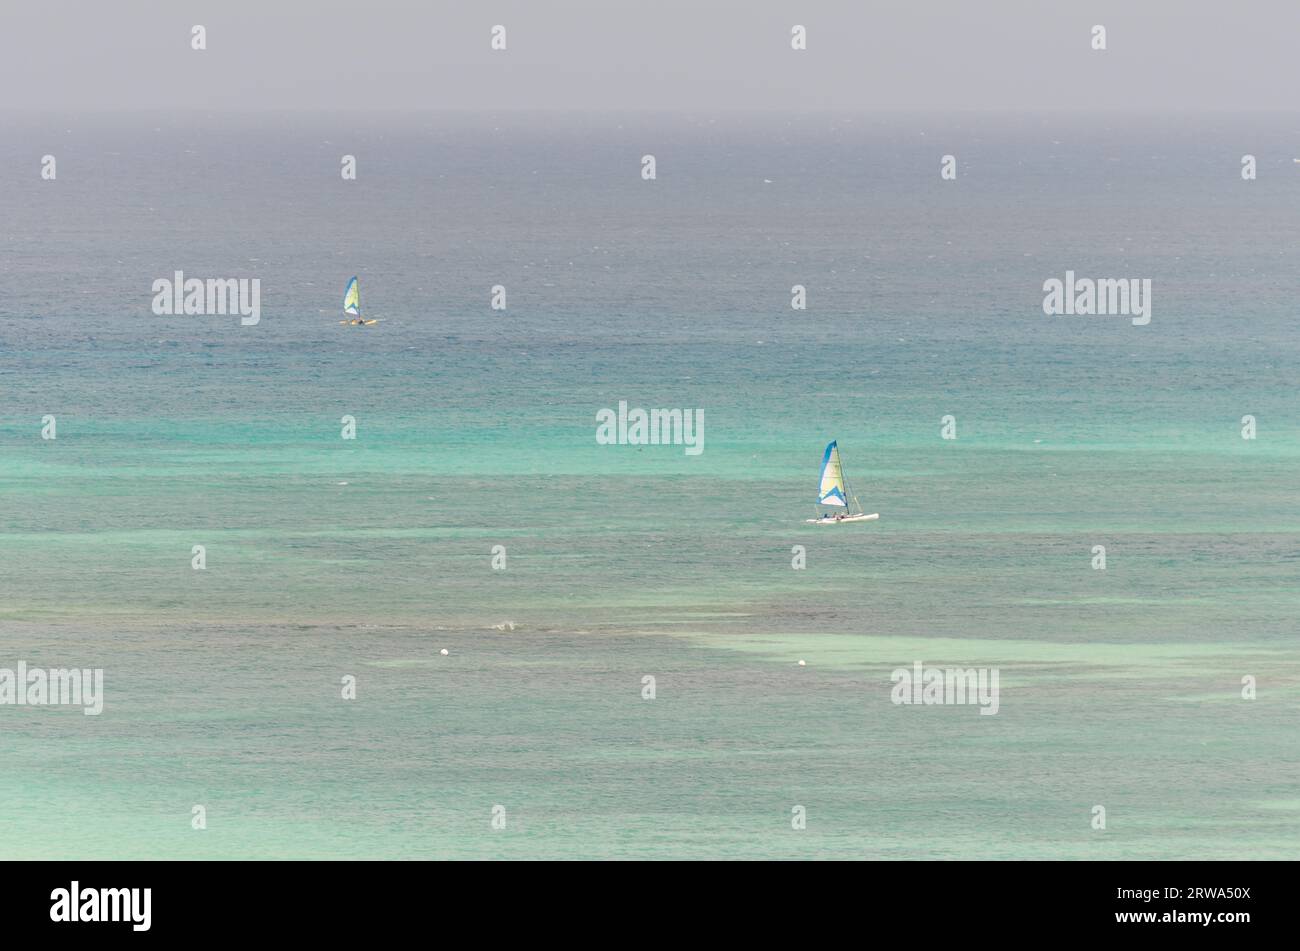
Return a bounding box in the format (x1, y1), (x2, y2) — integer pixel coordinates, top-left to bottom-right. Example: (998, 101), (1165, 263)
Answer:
(343, 277), (360, 316)
(817, 441), (847, 507)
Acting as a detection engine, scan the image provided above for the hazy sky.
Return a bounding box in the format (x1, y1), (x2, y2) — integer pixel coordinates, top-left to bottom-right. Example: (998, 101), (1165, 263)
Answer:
(3, 0), (1297, 112)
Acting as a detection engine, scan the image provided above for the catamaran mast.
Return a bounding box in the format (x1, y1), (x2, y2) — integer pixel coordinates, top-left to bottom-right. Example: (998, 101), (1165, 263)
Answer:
(841, 448), (862, 515)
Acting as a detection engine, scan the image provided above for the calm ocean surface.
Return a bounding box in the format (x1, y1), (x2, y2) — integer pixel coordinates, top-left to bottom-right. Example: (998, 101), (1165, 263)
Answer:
(1, 113), (1297, 858)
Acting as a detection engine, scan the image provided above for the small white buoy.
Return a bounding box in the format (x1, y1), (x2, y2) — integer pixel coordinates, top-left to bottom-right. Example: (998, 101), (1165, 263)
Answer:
(440, 649), (449, 656)
(797, 659), (806, 666)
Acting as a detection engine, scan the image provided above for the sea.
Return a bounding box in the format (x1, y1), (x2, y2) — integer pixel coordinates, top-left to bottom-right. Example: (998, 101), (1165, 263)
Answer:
(1, 111), (1297, 858)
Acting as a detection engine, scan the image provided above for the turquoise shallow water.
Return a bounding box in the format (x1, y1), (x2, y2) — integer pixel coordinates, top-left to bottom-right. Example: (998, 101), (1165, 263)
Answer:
(1, 113), (1298, 858)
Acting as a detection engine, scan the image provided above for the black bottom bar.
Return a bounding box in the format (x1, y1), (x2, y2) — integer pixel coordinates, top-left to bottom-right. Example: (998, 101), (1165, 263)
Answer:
(2, 860), (1278, 938)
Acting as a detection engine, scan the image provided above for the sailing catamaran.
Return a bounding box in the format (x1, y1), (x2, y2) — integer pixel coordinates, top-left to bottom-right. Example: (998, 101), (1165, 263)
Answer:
(805, 440), (880, 524)
(340, 276), (380, 326)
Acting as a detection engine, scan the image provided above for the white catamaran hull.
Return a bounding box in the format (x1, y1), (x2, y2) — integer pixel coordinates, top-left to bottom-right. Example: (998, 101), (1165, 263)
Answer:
(805, 513), (879, 524)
